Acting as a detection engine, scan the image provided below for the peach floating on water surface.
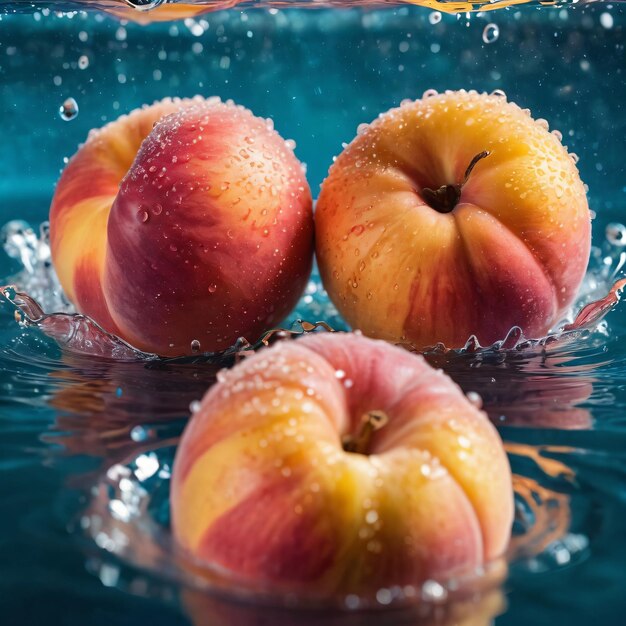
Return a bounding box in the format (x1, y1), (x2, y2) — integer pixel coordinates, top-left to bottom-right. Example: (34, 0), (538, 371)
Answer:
(315, 90), (591, 348)
(50, 97), (313, 356)
(171, 332), (513, 597)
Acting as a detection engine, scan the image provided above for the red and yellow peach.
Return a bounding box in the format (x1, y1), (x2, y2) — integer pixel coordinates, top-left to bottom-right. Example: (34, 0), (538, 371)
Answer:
(315, 90), (591, 349)
(171, 332), (513, 596)
(50, 97), (313, 356)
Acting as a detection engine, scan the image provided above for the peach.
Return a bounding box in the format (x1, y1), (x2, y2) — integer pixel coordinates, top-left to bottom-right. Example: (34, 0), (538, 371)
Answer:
(171, 332), (513, 597)
(49, 97), (313, 356)
(315, 90), (591, 348)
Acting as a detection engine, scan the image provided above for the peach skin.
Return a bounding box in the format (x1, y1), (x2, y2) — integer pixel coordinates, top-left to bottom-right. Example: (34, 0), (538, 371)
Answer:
(315, 90), (591, 349)
(49, 97), (313, 356)
(171, 332), (513, 597)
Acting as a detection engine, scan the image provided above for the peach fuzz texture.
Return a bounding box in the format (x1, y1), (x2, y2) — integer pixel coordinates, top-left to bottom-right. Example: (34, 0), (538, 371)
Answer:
(171, 332), (513, 596)
(315, 90), (591, 349)
(50, 97), (313, 356)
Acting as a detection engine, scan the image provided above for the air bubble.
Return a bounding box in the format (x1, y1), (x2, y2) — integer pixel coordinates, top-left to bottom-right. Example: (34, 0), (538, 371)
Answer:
(482, 23), (500, 44)
(208, 283), (217, 294)
(490, 89), (506, 99)
(376, 588), (393, 605)
(606, 223), (626, 247)
(130, 426), (149, 442)
(59, 97), (79, 121)
(190, 339), (201, 353)
(422, 88), (438, 99)
(428, 11), (442, 25)
(345, 595), (360, 610)
(600, 12), (614, 29)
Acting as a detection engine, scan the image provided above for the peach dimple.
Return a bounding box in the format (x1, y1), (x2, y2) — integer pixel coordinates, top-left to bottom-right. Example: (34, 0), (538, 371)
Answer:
(50, 97), (313, 356)
(171, 332), (513, 596)
(315, 90), (591, 348)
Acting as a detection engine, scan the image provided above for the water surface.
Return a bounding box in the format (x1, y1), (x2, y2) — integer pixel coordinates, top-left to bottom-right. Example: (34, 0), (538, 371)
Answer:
(1, 4), (626, 625)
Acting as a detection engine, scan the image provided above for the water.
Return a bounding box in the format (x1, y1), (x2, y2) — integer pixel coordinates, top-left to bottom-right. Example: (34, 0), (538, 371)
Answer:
(1, 3), (626, 625)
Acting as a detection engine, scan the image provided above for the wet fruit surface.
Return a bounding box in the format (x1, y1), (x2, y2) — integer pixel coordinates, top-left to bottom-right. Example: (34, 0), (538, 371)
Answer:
(172, 333), (513, 595)
(50, 97), (314, 356)
(316, 90), (590, 348)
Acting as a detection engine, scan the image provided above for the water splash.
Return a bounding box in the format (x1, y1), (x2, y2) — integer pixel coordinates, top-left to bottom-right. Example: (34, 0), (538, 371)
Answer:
(2, 219), (623, 363)
(74, 433), (587, 616)
(0, 217), (616, 618)
(80, 443), (510, 612)
(0, 219), (343, 361)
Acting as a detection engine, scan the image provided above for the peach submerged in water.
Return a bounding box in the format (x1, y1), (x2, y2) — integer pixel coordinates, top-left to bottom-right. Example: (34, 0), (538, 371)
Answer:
(172, 332), (513, 597)
(49, 97), (313, 356)
(315, 90), (591, 348)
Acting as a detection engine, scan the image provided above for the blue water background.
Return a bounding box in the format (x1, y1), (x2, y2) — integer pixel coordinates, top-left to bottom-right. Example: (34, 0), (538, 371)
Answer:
(1, 5), (626, 625)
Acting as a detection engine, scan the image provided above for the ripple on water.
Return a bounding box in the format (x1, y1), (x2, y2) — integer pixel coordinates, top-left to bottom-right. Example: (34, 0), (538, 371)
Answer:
(2, 219), (626, 621)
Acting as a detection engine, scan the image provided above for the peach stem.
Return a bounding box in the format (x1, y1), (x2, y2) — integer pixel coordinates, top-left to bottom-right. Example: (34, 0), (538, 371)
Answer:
(342, 410), (389, 455)
(421, 150), (491, 214)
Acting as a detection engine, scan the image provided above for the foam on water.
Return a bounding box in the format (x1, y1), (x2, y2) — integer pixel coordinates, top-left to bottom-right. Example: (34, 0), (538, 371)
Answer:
(1, 217), (625, 362)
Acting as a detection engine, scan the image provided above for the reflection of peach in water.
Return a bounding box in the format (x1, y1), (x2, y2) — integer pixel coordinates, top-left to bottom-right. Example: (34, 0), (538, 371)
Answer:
(65, 344), (582, 624)
(183, 583), (506, 626)
(425, 350), (597, 430)
(509, 473), (572, 560)
(45, 355), (218, 463)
